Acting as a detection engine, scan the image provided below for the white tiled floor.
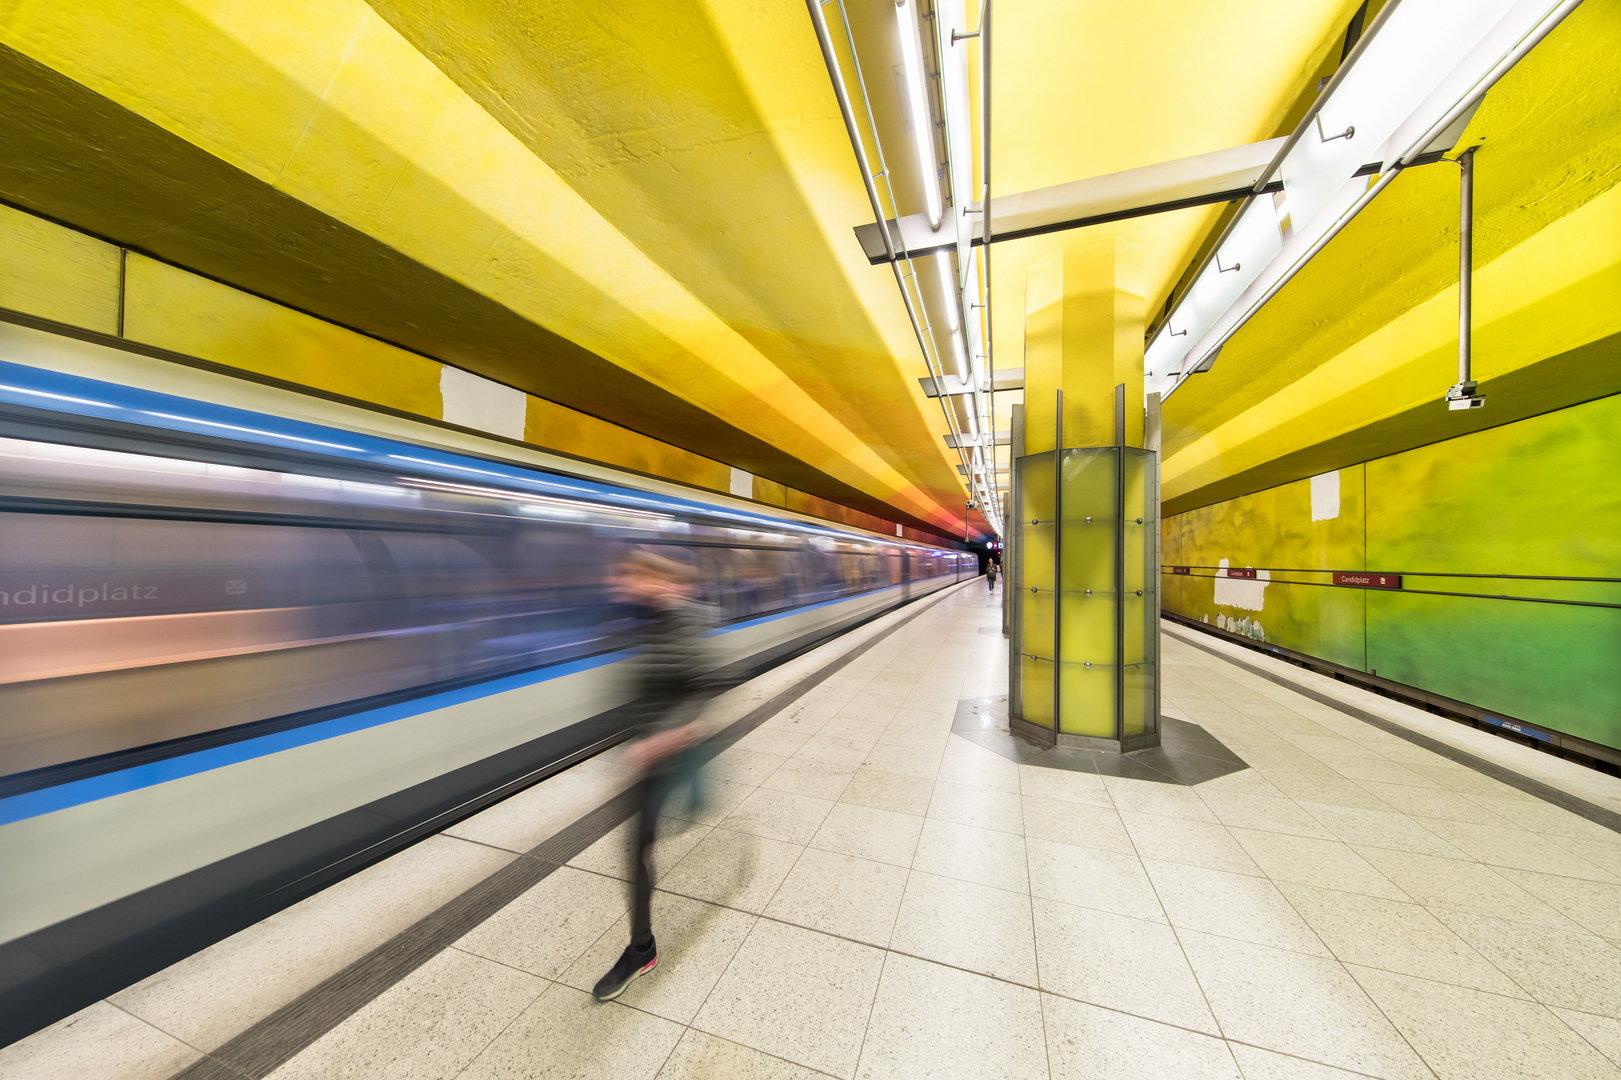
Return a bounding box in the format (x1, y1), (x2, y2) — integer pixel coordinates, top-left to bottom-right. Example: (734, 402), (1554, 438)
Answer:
(10, 581), (1621, 1079)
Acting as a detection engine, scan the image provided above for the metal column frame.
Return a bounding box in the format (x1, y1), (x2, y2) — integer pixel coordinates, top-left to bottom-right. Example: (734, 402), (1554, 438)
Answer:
(1113, 384), (1125, 744)
(1051, 389), (1063, 733)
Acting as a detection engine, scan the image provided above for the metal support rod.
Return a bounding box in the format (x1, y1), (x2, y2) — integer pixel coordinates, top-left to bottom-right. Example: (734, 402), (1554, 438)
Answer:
(1458, 146), (1474, 387)
(981, 0), (997, 534)
(1052, 388), (1063, 734)
(1446, 146), (1484, 410)
(1113, 383), (1125, 742)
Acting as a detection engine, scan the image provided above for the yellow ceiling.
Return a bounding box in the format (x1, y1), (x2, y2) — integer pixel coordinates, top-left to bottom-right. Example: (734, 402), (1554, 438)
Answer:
(8, 0), (1601, 538)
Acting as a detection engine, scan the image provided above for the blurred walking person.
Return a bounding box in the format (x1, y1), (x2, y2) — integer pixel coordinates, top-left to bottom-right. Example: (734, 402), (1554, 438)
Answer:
(986, 553), (999, 591)
(593, 550), (718, 1002)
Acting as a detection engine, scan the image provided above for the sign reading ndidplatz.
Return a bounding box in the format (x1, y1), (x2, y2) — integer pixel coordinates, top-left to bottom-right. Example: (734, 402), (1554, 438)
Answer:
(1333, 572), (1402, 589)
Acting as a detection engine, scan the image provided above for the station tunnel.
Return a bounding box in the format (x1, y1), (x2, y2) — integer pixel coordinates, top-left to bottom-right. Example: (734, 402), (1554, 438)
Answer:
(2, 1), (1620, 1076)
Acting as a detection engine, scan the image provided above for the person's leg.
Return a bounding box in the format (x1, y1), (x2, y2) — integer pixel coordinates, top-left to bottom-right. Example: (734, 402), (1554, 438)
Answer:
(631, 771), (670, 944)
(596, 770), (670, 1002)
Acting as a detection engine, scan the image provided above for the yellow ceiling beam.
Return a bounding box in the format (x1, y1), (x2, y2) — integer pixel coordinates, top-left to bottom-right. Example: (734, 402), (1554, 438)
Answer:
(0, 0), (957, 529)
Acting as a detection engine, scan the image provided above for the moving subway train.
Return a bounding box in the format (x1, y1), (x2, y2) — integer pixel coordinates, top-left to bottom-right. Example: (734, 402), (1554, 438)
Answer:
(0, 326), (973, 1039)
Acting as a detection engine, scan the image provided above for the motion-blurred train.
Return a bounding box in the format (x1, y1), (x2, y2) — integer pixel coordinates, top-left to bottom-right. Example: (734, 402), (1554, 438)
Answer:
(0, 321), (974, 1040)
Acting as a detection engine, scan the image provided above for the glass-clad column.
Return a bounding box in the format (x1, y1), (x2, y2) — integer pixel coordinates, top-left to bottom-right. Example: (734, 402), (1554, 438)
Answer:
(1011, 447), (1158, 750)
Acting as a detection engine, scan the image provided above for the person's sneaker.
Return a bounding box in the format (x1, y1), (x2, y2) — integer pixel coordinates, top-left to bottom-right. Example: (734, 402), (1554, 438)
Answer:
(592, 939), (657, 1002)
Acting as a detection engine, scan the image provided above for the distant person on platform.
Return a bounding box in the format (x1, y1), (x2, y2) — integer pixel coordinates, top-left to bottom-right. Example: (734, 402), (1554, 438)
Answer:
(987, 553), (1000, 591)
(593, 549), (719, 1003)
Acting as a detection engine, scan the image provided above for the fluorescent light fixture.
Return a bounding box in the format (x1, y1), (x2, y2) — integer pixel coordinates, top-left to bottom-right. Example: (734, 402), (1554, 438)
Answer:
(937, 251), (959, 331)
(1149, 0), (1583, 401)
(896, 0), (943, 229)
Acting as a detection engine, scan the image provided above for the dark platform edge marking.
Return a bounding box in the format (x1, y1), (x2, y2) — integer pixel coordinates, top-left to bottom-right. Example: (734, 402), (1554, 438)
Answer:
(169, 583), (964, 1079)
(1165, 621), (1621, 836)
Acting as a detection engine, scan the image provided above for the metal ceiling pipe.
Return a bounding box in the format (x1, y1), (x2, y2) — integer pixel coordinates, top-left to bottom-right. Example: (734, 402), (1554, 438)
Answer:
(806, 0), (981, 530)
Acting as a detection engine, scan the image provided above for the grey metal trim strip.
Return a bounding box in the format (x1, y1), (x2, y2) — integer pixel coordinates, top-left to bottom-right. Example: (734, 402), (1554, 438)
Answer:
(1164, 620), (1621, 835)
(167, 583), (966, 1079)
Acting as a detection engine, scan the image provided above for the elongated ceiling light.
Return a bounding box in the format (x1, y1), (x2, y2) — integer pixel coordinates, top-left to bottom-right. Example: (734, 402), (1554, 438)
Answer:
(1148, 0), (1584, 401)
(896, 0), (944, 230)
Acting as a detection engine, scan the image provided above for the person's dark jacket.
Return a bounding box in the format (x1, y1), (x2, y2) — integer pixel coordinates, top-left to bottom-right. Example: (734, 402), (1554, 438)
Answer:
(627, 598), (721, 770)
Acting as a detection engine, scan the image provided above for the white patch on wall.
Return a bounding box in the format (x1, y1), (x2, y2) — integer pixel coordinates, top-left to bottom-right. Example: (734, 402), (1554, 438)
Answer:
(895, 524), (904, 537)
(1212, 557), (1270, 611)
(1310, 470), (1341, 521)
(440, 366), (527, 441)
(728, 467), (753, 498)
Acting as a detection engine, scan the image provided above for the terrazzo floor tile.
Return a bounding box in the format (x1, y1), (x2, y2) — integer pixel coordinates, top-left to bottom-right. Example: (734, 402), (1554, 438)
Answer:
(762, 758), (858, 802)
(266, 947), (545, 1080)
(1415, 816), (1619, 882)
(1033, 897), (1219, 1034)
(890, 871), (1038, 986)
(1021, 795), (1134, 853)
(1144, 860), (1330, 957)
(719, 788), (836, 846)
(1025, 837), (1165, 921)
(459, 982), (684, 1080)
(1493, 867), (1621, 938)
(928, 780), (1024, 833)
(0, 1002), (201, 1080)
(694, 920), (885, 1079)
(1018, 765), (1113, 806)
(559, 891), (756, 1024)
(911, 817), (1029, 892)
(1277, 882), (1523, 995)
(1296, 802), (1469, 858)
(1226, 1044), (1384, 1079)
(1350, 845), (1585, 930)
(1350, 966), (1621, 1080)
(859, 742), (946, 780)
(1229, 829), (1410, 900)
(838, 769), (936, 816)
(809, 802), (925, 866)
(1177, 929), (1431, 1079)
(1121, 813), (1265, 877)
(1431, 909), (1621, 1016)
(454, 865), (632, 979)
(567, 817), (710, 882)
(856, 953), (1048, 1080)
(1196, 790), (1337, 839)
(1042, 994), (1240, 1080)
(656, 1030), (828, 1079)
(655, 826), (804, 914)
(1552, 1009), (1621, 1071)
(764, 847), (908, 946)
(110, 834), (513, 1050)
(1104, 777), (1219, 821)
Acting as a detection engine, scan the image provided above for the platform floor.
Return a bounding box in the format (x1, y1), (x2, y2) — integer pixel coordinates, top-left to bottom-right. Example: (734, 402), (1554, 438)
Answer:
(9, 581), (1621, 1079)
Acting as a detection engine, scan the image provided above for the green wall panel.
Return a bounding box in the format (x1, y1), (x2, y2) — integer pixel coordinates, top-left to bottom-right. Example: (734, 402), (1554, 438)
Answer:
(1165, 393), (1621, 751)
(1365, 394), (1621, 746)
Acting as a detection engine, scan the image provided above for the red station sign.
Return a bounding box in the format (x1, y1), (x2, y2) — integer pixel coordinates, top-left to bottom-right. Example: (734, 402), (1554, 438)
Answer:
(1224, 567), (1258, 579)
(1333, 572), (1402, 589)
(1171, 566), (1190, 574)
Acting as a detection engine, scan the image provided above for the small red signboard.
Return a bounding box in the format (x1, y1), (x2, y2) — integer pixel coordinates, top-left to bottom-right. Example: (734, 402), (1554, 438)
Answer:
(1333, 572), (1402, 589)
(1171, 566), (1190, 575)
(1224, 567), (1258, 580)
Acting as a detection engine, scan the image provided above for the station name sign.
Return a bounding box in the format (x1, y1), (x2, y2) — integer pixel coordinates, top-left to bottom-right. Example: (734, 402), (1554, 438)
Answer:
(1333, 572), (1402, 589)
(1224, 567), (1258, 579)
(1171, 566), (1190, 574)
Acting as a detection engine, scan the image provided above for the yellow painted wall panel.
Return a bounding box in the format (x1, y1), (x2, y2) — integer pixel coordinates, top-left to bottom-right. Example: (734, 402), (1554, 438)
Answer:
(524, 397), (729, 493)
(751, 477), (788, 509)
(121, 254), (442, 418)
(0, 204), (121, 334)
